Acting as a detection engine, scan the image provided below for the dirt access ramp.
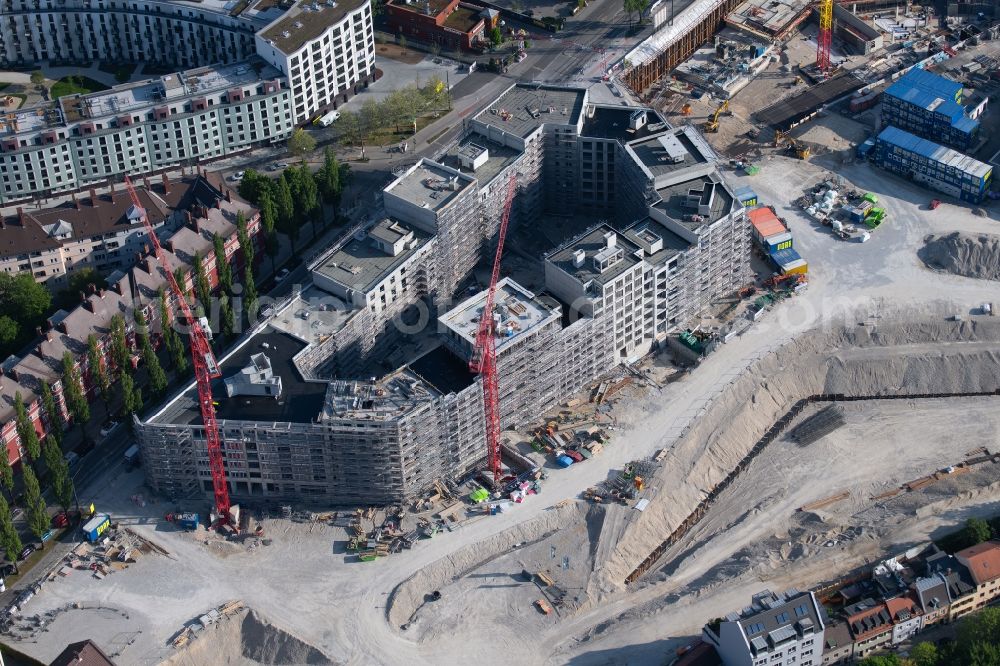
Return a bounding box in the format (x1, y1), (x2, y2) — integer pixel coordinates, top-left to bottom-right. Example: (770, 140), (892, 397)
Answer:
(594, 315), (1000, 591)
(164, 608), (337, 666)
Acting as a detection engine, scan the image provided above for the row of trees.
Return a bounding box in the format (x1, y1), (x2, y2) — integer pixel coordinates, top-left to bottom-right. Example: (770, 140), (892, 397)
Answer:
(239, 147), (347, 257)
(858, 607), (1000, 666)
(332, 78), (449, 152)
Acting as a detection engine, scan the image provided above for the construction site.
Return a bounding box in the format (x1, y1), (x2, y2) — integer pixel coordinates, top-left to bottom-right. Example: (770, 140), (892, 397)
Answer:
(9, 0), (1000, 663)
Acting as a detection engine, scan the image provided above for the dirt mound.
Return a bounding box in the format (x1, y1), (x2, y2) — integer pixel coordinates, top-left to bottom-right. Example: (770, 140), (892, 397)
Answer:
(920, 232), (1000, 281)
(165, 608), (336, 665)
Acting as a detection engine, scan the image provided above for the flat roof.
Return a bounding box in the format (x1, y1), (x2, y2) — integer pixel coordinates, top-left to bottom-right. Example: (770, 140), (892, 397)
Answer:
(154, 330), (328, 425)
(261, 0), (367, 54)
(581, 105), (669, 143)
(627, 126), (714, 179)
(313, 218), (430, 294)
(439, 277), (559, 350)
(622, 217), (691, 266)
(57, 59), (282, 125)
(755, 71), (864, 131)
(384, 160), (476, 211)
(443, 5), (483, 31)
(320, 368), (437, 420)
(546, 224), (643, 287)
(474, 84), (586, 138)
(652, 170), (737, 231)
(876, 125), (992, 178)
(438, 134), (523, 187)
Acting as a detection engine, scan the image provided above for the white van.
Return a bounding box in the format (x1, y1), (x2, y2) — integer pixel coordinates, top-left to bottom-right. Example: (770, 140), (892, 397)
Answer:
(316, 110), (341, 127)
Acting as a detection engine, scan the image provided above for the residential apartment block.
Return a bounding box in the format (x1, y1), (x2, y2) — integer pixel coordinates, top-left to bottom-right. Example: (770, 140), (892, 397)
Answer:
(134, 84), (752, 508)
(0, 175), (260, 469)
(702, 589), (824, 666)
(954, 540), (1000, 613)
(0, 0), (374, 202)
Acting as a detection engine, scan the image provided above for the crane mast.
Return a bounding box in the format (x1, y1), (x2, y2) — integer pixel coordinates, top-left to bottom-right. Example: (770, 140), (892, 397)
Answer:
(124, 175), (232, 522)
(816, 0), (833, 73)
(469, 172), (518, 486)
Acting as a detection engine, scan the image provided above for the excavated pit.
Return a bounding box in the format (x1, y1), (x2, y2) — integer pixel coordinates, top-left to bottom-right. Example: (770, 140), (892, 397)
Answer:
(164, 609), (337, 666)
(386, 316), (1000, 635)
(920, 231), (1000, 282)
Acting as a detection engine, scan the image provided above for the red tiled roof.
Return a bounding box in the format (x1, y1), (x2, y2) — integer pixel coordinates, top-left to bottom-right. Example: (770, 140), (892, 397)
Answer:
(957, 540), (1000, 585)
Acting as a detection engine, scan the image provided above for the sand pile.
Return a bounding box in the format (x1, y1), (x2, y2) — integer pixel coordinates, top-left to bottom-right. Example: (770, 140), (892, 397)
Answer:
(164, 609), (336, 665)
(920, 232), (1000, 281)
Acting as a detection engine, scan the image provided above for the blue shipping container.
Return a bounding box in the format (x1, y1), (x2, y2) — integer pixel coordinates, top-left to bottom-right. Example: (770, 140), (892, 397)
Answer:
(82, 513), (111, 542)
(556, 455), (574, 468)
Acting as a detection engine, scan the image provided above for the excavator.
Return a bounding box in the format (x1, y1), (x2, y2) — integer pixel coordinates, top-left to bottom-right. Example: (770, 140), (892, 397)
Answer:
(703, 100), (730, 133)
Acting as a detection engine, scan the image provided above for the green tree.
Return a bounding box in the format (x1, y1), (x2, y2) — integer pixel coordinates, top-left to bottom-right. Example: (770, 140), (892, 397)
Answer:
(220, 293), (235, 339)
(134, 311), (167, 396)
(359, 98), (384, 143)
(237, 169), (274, 205)
(0, 272), (51, 322)
(623, 0), (648, 28)
(296, 165), (321, 236)
(398, 34), (407, 53)
(0, 429), (12, 492)
(317, 147), (342, 207)
(0, 315), (18, 347)
(13, 392), (41, 463)
(39, 380), (63, 444)
(121, 373), (143, 419)
(490, 26), (503, 46)
(42, 435), (73, 512)
(370, 0), (383, 16)
(213, 234), (233, 293)
(276, 172), (298, 252)
(0, 494), (23, 572)
(243, 270), (259, 323)
(62, 352), (90, 426)
(86, 334), (112, 402)
(236, 211), (255, 276)
(333, 112), (364, 152)
(909, 641), (939, 666)
(288, 127), (317, 159)
(21, 465), (48, 542)
(30, 70), (45, 86)
(192, 253), (212, 315)
(964, 517), (993, 546)
(857, 656), (902, 666)
(109, 314), (130, 377)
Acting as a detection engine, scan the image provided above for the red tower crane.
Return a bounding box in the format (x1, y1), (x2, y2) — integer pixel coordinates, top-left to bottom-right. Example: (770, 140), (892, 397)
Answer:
(816, 0), (833, 73)
(124, 175), (232, 523)
(469, 172), (518, 486)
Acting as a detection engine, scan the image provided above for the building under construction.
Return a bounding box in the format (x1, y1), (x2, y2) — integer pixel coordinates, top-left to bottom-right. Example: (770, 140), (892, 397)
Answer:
(136, 84), (750, 507)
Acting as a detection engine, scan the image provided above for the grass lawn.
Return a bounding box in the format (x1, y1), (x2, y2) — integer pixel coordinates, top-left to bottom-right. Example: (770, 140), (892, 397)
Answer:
(50, 76), (110, 99)
(0, 83), (9, 92)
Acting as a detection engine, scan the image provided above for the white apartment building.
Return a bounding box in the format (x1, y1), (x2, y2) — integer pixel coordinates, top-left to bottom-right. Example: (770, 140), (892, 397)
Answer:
(703, 589), (825, 666)
(0, 0), (375, 202)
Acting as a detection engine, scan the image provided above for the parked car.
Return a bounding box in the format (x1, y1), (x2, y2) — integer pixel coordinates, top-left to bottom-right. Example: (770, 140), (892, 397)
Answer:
(275, 268), (290, 282)
(0, 564), (15, 577)
(269, 162), (289, 171)
(40, 530), (52, 543)
(52, 512), (69, 528)
(99, 420), (119, 437)
(229, 171), (245, 182)
(64, 451), (80, 468)
(17, 545), (34, 561)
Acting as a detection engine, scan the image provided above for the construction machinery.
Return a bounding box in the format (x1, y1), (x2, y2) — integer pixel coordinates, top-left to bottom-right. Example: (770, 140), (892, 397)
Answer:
(124, 175), (232, 526)
(788, 138), (810, 159)
(864, 207), (886, 229)
(816, 0), (833, 72)
(469, 172), (518, 486)
(703, 100), (729, 133)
